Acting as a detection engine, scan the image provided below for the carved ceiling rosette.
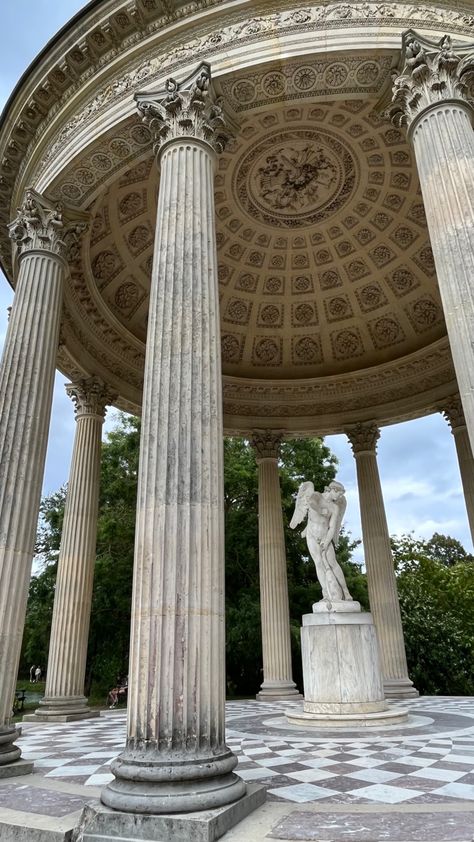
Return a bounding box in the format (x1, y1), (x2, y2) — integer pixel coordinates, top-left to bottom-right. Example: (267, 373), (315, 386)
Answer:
(388, 31), (474, 132)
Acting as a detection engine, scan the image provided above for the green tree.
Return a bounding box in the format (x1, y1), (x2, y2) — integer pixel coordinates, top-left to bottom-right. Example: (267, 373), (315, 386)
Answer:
(224, 437), (365, 695)
(22, 421), (361, 699)
(392, 534), (474, 695)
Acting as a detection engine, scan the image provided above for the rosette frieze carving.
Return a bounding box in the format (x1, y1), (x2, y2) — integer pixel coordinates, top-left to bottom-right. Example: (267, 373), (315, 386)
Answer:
(442, 394), (466, 431)
(66, 377), (115, 419)
(135, 63), (232, 155)
(8, 189), (88, 263)
(346, 422), (380, 454)
(389, 31), (474, 132)
(251, 430), (285, 461)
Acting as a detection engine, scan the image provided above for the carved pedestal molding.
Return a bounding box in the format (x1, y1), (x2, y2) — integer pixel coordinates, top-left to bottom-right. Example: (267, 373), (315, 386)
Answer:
(390, 31), (474, 456)
(28, 378), (114, 723)
(101, 65), (246, 817)
(251, 431), (300, 702)
(0, 190), (86, 773)
(442, 395), (474, 544)
(346, 423), (417, 699)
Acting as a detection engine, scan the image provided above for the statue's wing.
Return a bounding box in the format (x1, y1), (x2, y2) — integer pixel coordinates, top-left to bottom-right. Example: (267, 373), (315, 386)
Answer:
(289, 481), (314, 529)
(333, 494), (347, 546)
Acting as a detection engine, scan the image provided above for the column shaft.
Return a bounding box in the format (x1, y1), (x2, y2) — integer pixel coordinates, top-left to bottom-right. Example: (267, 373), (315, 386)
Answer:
(30, 380), (109, 721)
(452, 427), (474, 544)
(255, 454), (300, 700)
(348, 424), (417, 699)
(0, 251), (63, 763)
(411, 104), (474, 454)
(102, 133), (245, 813)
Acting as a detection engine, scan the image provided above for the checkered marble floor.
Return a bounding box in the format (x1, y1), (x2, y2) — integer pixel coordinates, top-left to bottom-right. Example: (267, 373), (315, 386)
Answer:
(16, 696), (474, 805)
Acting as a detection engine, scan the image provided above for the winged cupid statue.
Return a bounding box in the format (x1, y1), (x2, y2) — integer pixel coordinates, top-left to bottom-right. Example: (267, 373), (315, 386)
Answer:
(290, 480), (358, 611)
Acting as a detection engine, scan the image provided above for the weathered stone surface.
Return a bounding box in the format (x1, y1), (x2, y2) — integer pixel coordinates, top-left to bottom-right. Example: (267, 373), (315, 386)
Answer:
(251, 432), (300, 701)
(346, 423), (417, 699)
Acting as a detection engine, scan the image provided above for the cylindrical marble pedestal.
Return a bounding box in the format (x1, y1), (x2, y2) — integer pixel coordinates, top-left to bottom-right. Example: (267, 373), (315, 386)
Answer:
(287, 612), (408, 727)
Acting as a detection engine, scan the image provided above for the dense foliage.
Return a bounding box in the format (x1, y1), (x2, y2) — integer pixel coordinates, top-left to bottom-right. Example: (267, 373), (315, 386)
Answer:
(392, 534), (474, 696)
(20, 416), (473, 699)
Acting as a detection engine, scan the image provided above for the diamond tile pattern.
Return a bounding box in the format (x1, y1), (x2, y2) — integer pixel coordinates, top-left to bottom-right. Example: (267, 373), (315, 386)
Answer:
(15, 697), (474, 806)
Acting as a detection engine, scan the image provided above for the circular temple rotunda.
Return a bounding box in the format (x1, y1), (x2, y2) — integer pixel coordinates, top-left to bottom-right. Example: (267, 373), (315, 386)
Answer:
(1, 1), (474, 837)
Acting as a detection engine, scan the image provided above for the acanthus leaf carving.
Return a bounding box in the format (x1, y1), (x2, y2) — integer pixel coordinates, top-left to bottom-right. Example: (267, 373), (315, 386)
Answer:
(135, 62), (232, 155)
(8, 188), (88, 262)
(389, 31), (474, 131)
(66, 376), (116, 419)
(346, 421), (380, 454)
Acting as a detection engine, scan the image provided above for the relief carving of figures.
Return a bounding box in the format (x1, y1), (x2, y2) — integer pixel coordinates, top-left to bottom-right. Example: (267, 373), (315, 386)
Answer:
(290, 480), (354, 608)
(258, 146), (337, 212)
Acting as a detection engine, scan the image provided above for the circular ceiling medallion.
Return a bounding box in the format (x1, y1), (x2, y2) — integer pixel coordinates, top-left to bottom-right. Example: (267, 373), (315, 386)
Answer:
(234, 127), (359, 228)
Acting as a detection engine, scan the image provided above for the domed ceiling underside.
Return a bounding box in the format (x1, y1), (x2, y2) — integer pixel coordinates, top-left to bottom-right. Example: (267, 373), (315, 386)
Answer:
(84, 97), (444, 386)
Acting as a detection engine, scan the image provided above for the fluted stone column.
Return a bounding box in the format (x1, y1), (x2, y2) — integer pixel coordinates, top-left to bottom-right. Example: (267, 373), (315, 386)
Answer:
(101, 65), (246, 816)
(346, 423), (417, 699)
(0, 190), (85, 775)
(251, 431), (300, 702)
(27, 378), (113, 723)
(390, 31), (474, 456)
(442, 395), (474, 544)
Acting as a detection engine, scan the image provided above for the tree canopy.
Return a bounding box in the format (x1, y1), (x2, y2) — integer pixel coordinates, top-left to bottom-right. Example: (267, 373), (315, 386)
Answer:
(20, 415), (473, 700)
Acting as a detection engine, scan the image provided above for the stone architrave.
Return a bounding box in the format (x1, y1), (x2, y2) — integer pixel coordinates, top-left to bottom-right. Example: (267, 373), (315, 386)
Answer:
(101, 65), (250, 819)
(27, 378), (114, 723)
(389, 31), (474, 456)
(250, 431), (300, 701)
(442, 395), (474, 544)
(0, 190), (86, 775)
(346, 423), (417, 699)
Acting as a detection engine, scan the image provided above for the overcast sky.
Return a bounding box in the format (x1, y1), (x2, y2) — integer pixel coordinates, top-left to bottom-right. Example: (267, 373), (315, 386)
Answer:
(1, 2), (472, 562)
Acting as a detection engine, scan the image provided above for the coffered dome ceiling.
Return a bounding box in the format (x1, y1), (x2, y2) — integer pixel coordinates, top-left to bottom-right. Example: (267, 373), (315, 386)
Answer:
(74, 91), (453, 430)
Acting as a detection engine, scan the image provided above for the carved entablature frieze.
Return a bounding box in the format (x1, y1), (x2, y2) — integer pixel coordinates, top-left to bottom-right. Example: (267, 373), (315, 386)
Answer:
(66, 376), (116, 419)
(346, 421), (380, 454)
(2, 1), (474, 239)
(389, 31), (474, 132)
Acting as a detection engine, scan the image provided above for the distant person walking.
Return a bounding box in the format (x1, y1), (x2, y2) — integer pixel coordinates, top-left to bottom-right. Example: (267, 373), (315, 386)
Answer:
(29, 664), (36, 683)
(35, 666), (42, 683)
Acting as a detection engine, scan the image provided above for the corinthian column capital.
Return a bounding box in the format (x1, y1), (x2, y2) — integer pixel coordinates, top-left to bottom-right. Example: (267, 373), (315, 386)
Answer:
(8, 188), (88, 263)
(346, 422), (380, 455)
(66, 377), (115, 420)
(135, 62), (232, 156)
(251, 430), (284, 461)
(389, 31), (474, 132)
(442, 394), (466, 432)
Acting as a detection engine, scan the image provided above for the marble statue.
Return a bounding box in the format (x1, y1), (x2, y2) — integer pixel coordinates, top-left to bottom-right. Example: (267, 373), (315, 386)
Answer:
(290, 480), (354, 607)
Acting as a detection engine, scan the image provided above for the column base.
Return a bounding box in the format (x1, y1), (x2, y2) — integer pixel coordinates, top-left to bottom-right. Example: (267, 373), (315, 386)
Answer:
(102, 748), (247, 814)
(0, 726), (21, 767)
(384, 678), (419, 699)
(76, 784), (265, 842)
(0, 758), (34, 779)
(256, 680), (302, 701)
(24, 695), (101, 722)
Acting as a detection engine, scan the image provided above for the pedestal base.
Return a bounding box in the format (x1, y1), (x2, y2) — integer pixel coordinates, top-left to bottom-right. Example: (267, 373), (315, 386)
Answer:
(256, 682), (302, 701)
(76, 784), (265, 842)
(287, 707), (408, 727)
(0, 759), (34, 779)
(287, 610), (407, 728)
(25, 695), (101, 723)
